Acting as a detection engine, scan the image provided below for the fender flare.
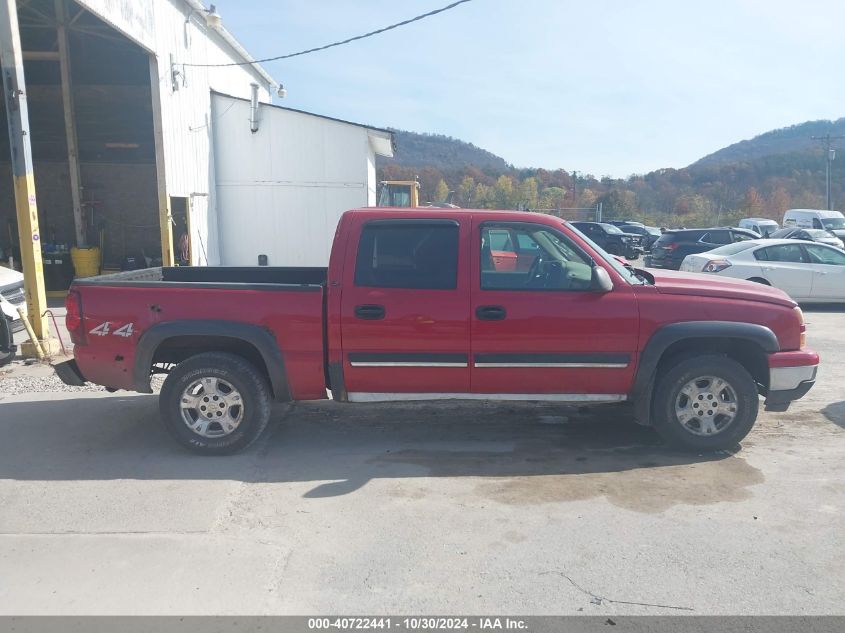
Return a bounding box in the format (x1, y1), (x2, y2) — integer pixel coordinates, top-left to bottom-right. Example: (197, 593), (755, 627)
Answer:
(133, 320), (291, 401)
(631, 321), (778, 424)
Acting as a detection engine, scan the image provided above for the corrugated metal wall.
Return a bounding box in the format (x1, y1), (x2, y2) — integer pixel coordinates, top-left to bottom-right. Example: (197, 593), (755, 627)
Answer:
(211, 93), (380, 267)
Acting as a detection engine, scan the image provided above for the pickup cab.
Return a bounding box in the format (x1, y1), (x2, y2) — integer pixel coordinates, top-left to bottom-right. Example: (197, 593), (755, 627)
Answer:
(55, 208), (819, 455)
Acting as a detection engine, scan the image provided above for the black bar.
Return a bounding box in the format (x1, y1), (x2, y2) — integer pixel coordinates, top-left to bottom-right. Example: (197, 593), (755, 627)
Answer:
(474, 352), (630, 365)
(348, 352), (468, 364)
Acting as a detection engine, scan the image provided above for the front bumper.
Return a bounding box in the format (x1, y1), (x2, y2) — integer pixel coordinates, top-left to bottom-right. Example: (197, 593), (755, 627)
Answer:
(764, 350), (819, 412)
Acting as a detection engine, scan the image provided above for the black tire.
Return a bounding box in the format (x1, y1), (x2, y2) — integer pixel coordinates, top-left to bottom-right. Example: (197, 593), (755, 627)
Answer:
(159, 352), (272, 455)
(746, 277), (770, 285)
(0, 316), (14, 368)
(651, 354), (759, 451)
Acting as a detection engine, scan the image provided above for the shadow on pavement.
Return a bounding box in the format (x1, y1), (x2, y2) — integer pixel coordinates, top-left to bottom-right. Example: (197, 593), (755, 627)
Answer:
(821, 401), (845, 430)
(0, 395), (763, 511)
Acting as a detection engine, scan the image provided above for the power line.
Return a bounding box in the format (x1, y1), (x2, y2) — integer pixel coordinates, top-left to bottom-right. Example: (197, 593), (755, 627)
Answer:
(183, 0), (474, 68)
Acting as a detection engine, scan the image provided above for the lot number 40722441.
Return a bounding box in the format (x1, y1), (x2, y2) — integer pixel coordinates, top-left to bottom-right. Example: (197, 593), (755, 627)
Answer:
(89, 322), (134, 338)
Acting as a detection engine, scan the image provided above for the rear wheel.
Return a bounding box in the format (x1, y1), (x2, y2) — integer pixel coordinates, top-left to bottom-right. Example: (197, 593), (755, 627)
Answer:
(159, 352), (272, 455)
(652, 355), (759, 451)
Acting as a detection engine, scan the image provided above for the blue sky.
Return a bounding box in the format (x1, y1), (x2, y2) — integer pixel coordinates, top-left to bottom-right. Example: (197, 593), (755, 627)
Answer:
(217, 0), (845, 177)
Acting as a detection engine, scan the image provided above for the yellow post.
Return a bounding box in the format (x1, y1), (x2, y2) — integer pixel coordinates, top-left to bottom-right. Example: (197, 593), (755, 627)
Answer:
(148, 56), (174, 267)
(1, 0), (51, 347)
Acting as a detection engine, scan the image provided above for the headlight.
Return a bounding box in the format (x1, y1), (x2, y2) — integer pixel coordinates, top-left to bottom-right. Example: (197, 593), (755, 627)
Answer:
(703, 260), (732, 273)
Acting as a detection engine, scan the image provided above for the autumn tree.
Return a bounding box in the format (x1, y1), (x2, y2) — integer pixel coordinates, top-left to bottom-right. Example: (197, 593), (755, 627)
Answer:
(457, 176), (475, 207)
(434, 179), (449, 203)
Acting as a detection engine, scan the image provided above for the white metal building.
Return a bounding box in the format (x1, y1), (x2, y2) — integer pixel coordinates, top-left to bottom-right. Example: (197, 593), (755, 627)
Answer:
(1, 0), (274, 272)
(210, 92), (394, 267)
(3, 0), (392, 279)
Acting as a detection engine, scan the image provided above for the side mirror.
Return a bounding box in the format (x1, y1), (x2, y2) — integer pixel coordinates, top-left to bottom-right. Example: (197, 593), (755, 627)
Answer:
(591, 265), (614, 293)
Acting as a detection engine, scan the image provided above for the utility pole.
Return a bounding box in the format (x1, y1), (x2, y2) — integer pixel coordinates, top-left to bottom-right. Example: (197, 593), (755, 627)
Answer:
(0, 0), (52, 350)
(811, 134), (845, 210)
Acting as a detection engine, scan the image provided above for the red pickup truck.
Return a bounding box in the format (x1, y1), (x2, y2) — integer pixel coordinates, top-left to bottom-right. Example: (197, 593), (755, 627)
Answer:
(55, 208), (819, 455)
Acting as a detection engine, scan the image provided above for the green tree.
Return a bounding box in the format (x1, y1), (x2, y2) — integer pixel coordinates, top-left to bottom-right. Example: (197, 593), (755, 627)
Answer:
(434, 179), (449, 203)
(518, 177), (539, 210)
(457, 176), (475, 207)
(494, 175), (516, 209)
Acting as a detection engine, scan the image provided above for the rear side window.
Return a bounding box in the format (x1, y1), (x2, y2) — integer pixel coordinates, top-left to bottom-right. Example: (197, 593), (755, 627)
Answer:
(755, 244), (806, 263)
(701, 231), (731, 245)
(355, 223), (459, 289)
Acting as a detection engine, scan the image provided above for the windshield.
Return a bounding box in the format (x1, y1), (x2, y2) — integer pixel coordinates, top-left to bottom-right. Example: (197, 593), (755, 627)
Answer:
(567, 222), (646, 285)
(804, 229), (831, 239)
(601, 223), (624, 234)
(822, 217), (845, 230)
(708, 242), (757, 256)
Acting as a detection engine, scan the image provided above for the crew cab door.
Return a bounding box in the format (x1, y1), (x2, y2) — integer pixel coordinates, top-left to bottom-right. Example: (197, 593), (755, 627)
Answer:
(339, 217), (471, 400)
(471, 219), (639, 399)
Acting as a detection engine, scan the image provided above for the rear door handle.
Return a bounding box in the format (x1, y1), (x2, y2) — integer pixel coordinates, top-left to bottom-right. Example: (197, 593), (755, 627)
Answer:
(354, 304), (385, 320)
(476, 305), (507, 321)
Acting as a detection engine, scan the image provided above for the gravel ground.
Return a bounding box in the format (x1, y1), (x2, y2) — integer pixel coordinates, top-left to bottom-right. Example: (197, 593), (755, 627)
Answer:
(0, 361), (166, 397)
(0, 363), (105, 397)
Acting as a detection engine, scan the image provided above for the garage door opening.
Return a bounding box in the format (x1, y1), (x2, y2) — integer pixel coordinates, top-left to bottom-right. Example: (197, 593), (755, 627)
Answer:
(0, 0), (160, 288)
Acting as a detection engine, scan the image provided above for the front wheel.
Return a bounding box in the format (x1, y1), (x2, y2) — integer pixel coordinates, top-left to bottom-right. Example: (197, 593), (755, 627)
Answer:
(159, 352), (272, 455)
(651, 355), (759, 451)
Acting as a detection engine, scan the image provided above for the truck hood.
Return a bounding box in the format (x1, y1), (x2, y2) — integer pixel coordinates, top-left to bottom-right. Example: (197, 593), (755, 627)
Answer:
(648, 268), (796, 308)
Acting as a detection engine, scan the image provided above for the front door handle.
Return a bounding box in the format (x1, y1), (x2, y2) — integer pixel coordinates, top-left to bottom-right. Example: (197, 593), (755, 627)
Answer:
(476, 305), (507, 321)
(355, 304), (385, 320)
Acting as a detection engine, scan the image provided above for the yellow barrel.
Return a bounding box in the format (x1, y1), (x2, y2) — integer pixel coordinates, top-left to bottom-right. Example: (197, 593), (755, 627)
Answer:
(70, 246), (101, 278)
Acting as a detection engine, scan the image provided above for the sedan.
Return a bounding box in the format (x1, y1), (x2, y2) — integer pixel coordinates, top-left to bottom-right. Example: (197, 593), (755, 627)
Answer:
(769, 227), (844, 249)
(680, 239), (845, 303)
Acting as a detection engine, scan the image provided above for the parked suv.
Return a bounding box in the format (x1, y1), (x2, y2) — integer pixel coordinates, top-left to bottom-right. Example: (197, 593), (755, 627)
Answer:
(646, 227), (759, 270)
(608, 221), (662, 251)
(571, 222), (643, 259)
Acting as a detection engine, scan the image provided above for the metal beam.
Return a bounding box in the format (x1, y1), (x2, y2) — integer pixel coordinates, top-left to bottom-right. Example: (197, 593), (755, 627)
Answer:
(149, 56), (173, 267)
(0, 0), (49, 341)
(55, 0), (85, 246)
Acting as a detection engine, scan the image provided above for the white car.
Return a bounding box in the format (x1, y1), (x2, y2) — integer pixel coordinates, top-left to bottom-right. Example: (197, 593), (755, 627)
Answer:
(680, 239), (845, 303)
(0, 266), (26, 332)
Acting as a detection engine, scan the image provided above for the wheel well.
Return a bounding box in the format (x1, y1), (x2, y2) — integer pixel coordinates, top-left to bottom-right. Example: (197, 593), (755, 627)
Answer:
(655, 337), (769, 393)
(151, 336), (274, 396)
(746, 277), (770, 285)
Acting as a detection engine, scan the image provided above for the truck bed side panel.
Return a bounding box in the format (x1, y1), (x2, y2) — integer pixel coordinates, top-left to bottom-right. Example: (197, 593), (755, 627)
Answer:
(73, 284), (326, 400)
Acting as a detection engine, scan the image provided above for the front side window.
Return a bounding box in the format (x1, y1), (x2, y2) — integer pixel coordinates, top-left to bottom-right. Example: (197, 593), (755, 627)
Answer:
(805, 244), (845, 266)
(755, 244), (806, 263)
(481, 224), (593, 290)
(355, 222), (458, 289)
(822, 217), (845, 230)
(732, 231), (753, 243)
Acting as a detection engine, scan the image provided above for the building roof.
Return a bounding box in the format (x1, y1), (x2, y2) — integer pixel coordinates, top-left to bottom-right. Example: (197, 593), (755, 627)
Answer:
(211, 90), (395, 156)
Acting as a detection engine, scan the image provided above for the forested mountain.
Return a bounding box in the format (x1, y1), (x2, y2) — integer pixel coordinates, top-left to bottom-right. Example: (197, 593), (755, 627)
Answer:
(694, 119), (845, 167)
(378, 129), (510, 172)
(378, 120), (844, 228)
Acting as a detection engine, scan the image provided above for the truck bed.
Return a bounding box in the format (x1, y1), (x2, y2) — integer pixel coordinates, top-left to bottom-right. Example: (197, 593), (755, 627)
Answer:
(67, 266), (328, 401)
